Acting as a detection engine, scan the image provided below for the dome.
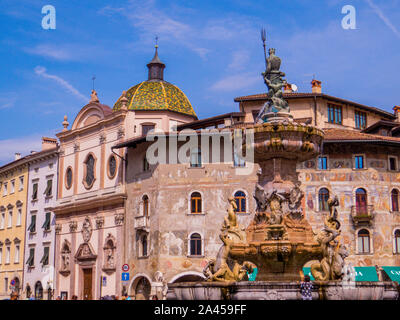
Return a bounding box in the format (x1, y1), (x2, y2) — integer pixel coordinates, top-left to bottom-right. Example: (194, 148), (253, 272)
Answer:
(113, 46), (197, 119)
(113, 80), (197, 118)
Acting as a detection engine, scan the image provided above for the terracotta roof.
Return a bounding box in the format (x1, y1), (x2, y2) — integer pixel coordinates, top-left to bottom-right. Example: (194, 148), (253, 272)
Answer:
(234, 92), (395, 119)
(324, 128), (400, 144)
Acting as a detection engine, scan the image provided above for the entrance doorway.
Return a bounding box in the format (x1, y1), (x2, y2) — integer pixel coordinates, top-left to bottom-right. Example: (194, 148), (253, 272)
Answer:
(83, 268), (93, 300)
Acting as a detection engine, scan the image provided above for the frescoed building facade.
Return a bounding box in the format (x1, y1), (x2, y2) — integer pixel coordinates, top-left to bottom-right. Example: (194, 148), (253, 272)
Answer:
(22, 138), (59, 300)
(111, 79), (400, 298)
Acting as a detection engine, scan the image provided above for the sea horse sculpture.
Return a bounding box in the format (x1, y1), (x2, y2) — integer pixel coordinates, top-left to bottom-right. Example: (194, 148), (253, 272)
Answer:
(310, 196), (349, 281)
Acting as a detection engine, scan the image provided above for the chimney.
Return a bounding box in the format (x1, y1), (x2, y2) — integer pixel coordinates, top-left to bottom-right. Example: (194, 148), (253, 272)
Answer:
(311, 79), (322, 94)
(42, 137), (58, 151)
(284, 83), (293, 93)
(15, 153), (21, 161)
(393, 106), (400, 123)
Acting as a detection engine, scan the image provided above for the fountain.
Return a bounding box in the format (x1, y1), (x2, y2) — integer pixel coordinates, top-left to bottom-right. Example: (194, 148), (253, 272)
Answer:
(168, 30), (399, 300)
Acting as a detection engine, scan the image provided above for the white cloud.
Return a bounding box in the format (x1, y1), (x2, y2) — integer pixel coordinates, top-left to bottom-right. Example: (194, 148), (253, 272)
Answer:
(210, 73), (260, 92)
(0, 134), (43, 165)
(24, 44), (75, 61)
(365, 0), (400, 39)
(0, 93), (17, 110)
(228, 50), (251, 71)
(34, 66), (88, 103)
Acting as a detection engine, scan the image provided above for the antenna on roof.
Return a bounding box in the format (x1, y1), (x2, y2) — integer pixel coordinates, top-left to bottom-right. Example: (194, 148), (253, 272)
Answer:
(155, 35), (159, 48)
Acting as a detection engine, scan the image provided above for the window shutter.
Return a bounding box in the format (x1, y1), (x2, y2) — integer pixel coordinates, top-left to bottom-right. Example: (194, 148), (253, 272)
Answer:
(32, 184), (38, 200)
(44, 180), (52, 197)
(42, 213), (51, 230)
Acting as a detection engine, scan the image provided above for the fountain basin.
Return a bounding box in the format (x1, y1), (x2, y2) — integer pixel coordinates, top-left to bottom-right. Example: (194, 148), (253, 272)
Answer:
(167, 281), (399, 300)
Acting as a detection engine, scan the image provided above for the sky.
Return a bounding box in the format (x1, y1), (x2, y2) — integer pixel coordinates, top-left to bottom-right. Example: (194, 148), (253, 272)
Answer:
(0, 0), (399, 164)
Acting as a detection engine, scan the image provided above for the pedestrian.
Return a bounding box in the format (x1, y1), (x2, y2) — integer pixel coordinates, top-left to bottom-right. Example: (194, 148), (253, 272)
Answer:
(151, 295), (158, 300)
(300, 275), (313, 300)
(71, 295), (78, 300)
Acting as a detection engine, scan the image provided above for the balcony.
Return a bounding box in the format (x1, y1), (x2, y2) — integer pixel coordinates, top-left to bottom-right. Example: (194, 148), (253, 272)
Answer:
(134, 216), (150, 231)
(351, 205), (375, 226)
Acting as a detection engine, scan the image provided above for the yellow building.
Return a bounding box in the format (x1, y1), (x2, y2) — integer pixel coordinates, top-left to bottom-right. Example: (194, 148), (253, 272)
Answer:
(0, 154), (29, 299)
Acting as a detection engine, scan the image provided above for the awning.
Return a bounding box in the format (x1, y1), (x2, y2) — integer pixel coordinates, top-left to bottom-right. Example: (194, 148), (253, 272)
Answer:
(303, 267), (379, 282)
(382, 266), (400, 282)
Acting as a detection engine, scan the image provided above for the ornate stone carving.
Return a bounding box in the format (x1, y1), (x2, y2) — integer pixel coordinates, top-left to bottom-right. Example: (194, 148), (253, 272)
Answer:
(96, 217), (105, 229)
(117, 127), (125, 140)
(99, 133), (106, 145)
(60, 240), (71, 276)
(69, 221), (77, 233)
(73, 143), (80, 152)
(310, 196), (349, 281)
(114, 213), (124, 226)
(55, 224), (62, 234)
(81, 217), (93, 243)
(103, 233), (116, 273)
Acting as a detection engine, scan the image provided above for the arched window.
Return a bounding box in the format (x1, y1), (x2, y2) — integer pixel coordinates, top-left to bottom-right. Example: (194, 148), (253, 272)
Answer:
(190, 192), (202, 214)
(141, 234), (148, 257)
(358, 229), (370, 254)
(356, 188), (368, 215)
(65, 167), (73, 190)
(107, 155), (117, 179)
(318, 188), (330, 211)
(190, 233), (202, 256)
(142, 195), (149, 217)
(234, 191), (246, 213)
(190, 148), (202, 168)
(394, 230), (400, 254)
(392, 189), (399, 212)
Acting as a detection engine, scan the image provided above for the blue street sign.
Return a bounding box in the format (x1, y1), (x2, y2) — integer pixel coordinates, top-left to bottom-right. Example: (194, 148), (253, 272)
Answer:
(122, 273), (130, 281)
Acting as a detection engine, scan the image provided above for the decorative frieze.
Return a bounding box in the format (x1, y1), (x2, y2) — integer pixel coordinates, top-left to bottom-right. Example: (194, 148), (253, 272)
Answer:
(99, 133), (106, 145)
(69, 221), (78, 232)
(117, 127), (125, 140)
(96, 217), (105, 229)
(114, 213), (124, 226)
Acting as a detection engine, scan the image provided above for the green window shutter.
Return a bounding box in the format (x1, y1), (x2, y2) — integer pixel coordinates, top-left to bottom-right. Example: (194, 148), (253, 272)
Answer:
(42, 212), (51, 230)
(40, 247), (49, 265)
(28, 215), (36, 233)
(26, 248), (34, 266)
(32, 183), (38, 200)
(44, 180), (52, 197)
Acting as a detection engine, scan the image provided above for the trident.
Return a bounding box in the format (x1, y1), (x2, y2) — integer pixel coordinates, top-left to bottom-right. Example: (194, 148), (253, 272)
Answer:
(261, 28), (267, 70)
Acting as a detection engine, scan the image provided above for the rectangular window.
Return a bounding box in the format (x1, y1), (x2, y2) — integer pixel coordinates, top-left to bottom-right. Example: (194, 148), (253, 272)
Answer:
(32, 183), (38, 200)
(190, 149), (202, 168)
(6, 246), (10, 264)
(10, 180), (15, 194)
(42, 212), (51, 231)
(142, 124), (155, 136)
(3, 182), (7, 196)
(16, 208), (21, 226)
(40, 247), (49, 266)
(318, 157), (328, 170)
(28, 215), (36, 233)
(19, 176), (24, 191)
(14, 245), (20, 263)
(44, 179), (53, 197)
(355, 155), (365, 169)
(389, 157), (398, 171)
(355, 111), (367, 129)
(328, 104), (343, 125)
(0, 212), (4, 229)
(7, 210), (12, 228)
(4, 278), (8, 293)
(26, 248), (35, 267)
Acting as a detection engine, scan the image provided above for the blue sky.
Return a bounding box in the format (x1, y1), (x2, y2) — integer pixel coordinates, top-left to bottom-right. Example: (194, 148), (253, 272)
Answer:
(0, 0), (399, 164)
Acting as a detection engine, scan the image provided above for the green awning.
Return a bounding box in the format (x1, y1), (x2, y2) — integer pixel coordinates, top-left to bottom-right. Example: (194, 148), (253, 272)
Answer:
(302, 267), (379, 282)
(382, 266), (400, 282)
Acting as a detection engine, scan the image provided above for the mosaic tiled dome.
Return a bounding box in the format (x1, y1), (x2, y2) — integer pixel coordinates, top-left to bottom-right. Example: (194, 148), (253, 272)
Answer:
(113, 46), (197, 118)
(113, 80), (197, 118)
